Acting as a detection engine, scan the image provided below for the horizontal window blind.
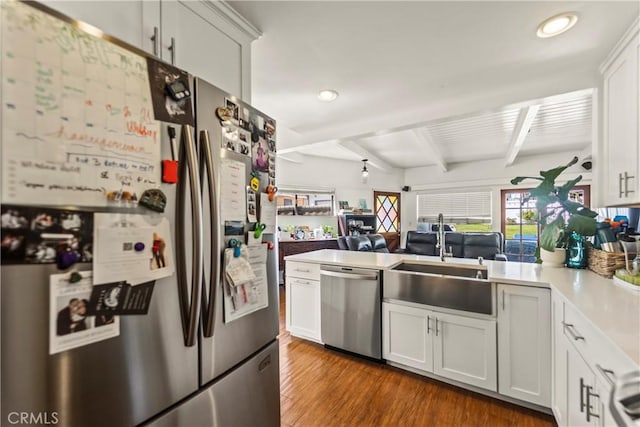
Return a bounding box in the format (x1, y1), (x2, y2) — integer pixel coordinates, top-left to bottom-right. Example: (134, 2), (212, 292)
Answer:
(417, 191), (492, 223)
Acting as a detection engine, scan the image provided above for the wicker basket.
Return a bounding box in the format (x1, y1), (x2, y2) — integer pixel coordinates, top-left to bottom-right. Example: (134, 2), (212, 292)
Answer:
(587, 248), (627, 278)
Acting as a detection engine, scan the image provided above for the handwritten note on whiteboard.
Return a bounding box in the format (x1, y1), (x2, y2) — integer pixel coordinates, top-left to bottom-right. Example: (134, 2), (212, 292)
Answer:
(1, 1), (161, 206)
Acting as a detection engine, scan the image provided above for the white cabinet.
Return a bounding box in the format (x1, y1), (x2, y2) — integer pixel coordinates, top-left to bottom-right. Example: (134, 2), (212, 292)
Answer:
(41, 1), (160, 55)
(497, 284), (551, 407)
(382, 303), (433, 372)
(552, 291), (569, 426)
(600, 19), (640, 206)
(567, 345), (600, 426)
(285, 261), (321, 342)
(551, 290), (637, 427)
(40, 0), (258, 101)
(382, 302), (497, 392)
(434, 312), (497, 392)
(160, 1), (258, 100)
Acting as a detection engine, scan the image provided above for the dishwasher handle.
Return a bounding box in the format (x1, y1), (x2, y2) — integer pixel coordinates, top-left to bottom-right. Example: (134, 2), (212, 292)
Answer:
(320, 270), (378, 281)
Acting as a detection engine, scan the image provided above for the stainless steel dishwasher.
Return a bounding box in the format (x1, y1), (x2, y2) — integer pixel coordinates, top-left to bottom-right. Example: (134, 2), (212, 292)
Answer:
(320, 265), (381, 360)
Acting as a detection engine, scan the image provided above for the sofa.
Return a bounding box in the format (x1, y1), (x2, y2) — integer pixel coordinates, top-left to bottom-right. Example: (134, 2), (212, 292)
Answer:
(400, 231), (508, 261)
(337, 234), (389, 253)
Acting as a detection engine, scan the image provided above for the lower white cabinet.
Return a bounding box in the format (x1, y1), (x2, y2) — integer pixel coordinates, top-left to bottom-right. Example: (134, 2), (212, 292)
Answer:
(382, 303), (433, 372)
(383, 302), (497, 392)
(285, 274), (321, 342)
(497, 284), (551, 407)
(567, 345), (599, 426)
(552, 290), (637, 427)
(434, 312), (497, 391)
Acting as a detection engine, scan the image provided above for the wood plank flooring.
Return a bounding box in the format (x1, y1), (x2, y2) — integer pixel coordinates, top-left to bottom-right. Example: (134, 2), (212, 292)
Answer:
(278, 287), (556, 427)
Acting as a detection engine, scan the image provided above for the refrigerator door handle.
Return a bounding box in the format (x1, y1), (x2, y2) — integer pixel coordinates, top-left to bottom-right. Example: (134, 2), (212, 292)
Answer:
(199, 129), (219, 338)
(176, 124), (204, 347)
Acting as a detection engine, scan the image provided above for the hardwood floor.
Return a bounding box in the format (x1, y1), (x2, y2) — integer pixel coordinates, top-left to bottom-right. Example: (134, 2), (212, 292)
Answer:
(278, 287), (556, 427)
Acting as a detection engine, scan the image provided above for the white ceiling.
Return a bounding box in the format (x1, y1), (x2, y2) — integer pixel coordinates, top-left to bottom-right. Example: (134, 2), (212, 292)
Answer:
(228, 1), (638, 170)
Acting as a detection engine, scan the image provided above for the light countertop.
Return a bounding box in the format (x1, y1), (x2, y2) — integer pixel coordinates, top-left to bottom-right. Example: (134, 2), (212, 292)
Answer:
(285, 249), (640, 366)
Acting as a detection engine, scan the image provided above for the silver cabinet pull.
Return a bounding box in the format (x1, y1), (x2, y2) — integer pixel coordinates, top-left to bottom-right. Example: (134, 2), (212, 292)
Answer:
(150, 26), (159, 56)
(580, 377), (586, 413)
(595, 364), (616, 387)
(176, 125), (203, 347)
(624, 172), (635, 197)
(620, 173), (625, 198)
(562, 322), (585, 341)
(435, 317), (439, 336)
(294, 279), (312, 286)
(294, 268), (311, 273)
(199, 130), (218, 338)
(585, 385), (600, 422)
(168, 37), (176, 64)
(502, 289), (505, 311)
(427, 315), (431, 335)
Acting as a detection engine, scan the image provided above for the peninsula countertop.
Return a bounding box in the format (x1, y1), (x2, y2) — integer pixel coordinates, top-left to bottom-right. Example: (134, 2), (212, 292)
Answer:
(285, 249), (640, 366)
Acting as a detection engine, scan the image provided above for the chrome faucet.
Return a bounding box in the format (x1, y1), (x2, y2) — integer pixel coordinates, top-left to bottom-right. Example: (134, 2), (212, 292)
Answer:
(436, 213), (453, 261)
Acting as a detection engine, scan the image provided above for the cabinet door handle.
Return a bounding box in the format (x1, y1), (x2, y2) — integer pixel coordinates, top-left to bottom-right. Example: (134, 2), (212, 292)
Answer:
(624, 172), (635, 197)
(168, 37), (176, 65)
(427, 315), (431, 335)
(294, 279), (312, 286)
(620, 173), (625, 198)
(595, 364), (616, 387)
(502, 289), (505, 311)
(435, 317), (439, 336)
(294, 268), (311, 273)
(562, 322), (585, 341)
(150, 26), (159, 56)
(580, 377), (586, 413)
(586, 385), (600, 422)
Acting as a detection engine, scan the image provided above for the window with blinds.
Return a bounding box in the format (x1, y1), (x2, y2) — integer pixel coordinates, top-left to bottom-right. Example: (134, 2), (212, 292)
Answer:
(417, 191), (492, 224)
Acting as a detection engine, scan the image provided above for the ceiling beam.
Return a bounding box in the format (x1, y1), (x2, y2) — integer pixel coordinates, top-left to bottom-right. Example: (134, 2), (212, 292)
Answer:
(277, 151), (306, 163)
(338, 140), (393, 173)
(505, 105), (541, 166)
(411, 128), (448, 172)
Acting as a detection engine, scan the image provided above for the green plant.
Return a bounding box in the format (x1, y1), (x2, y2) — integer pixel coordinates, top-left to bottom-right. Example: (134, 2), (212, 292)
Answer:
(510, 156), (598, 252)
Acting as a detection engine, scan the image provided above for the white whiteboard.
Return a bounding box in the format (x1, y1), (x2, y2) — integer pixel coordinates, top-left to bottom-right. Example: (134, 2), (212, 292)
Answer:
(1, 1), (161, 206)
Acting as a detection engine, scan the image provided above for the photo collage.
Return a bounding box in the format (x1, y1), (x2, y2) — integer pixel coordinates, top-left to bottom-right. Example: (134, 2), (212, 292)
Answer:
(1, 205), (93, 265)
(221, 98), (276, 188)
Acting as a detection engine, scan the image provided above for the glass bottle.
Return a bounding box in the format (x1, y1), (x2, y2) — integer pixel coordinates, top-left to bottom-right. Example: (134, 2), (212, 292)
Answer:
(566, 232), (587, 269)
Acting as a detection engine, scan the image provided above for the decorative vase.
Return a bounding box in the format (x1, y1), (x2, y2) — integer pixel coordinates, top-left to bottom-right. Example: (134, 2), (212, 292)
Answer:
(566, 232), (587, 269)
(540, 248), (566, 267)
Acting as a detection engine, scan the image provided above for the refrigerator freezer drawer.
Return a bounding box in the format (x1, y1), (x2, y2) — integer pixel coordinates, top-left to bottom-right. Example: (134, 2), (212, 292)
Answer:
(145, 340), (280, 427)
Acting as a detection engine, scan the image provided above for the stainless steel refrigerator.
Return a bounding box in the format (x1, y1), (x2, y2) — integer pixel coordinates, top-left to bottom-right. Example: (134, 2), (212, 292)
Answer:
(1, 2), (280, 426)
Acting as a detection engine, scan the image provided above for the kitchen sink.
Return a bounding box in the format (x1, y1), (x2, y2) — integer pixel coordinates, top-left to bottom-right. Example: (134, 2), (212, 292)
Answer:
(384, 262), (494, 315)
(391, 262), (488, 280)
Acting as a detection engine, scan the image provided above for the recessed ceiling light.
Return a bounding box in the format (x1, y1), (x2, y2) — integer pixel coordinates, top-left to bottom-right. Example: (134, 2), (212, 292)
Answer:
(537, 13), (578, 38)
(318, 89), (339, 102)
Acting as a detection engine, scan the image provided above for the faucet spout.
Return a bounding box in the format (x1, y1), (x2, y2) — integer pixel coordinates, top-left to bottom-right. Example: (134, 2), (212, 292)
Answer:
(437, 213), (445, 261)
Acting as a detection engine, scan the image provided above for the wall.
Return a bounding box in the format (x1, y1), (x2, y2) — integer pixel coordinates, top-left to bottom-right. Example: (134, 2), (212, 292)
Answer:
(276, 155), (404, 213)
(401, 151), (594, 246)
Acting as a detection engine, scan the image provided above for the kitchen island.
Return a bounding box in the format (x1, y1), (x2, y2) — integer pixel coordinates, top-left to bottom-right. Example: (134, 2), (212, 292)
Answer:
(284, 249), (640, 424)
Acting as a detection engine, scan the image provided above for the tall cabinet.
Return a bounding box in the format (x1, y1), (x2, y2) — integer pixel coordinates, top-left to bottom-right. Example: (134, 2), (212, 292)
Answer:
(600, 18), (639, 206)
(40, 0), (259, 101)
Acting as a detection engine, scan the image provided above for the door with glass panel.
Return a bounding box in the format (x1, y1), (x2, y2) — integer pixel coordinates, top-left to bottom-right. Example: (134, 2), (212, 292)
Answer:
(374, 191), (401, 252)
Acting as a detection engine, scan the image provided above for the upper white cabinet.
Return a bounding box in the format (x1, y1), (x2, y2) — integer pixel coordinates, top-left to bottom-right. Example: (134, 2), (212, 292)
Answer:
(40, 1), (159, 54)
(160, 1), (259, 100)
(497, 284), (551, 407)
(600, 18), (640, 206)
(40, 0), (258, 101)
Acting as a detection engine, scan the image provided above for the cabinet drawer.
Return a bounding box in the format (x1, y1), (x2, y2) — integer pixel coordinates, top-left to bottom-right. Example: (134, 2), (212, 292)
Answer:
(287, 261), (320, 280)
(563, 300), (636, 380)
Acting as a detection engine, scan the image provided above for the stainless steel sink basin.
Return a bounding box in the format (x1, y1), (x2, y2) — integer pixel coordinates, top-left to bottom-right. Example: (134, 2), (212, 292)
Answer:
(391, 262), (488, 280)
(384, 263), (494, 315)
